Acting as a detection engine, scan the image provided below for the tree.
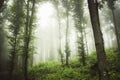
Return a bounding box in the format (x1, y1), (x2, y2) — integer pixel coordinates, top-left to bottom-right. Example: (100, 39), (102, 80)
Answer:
(7, 0), (24, 80)
(0, 0), (5, 72)
(73, 0), (86, 66)
(107, 0), (120, 53)
(53, 0), (64, 64)
(87, 0), (109, 80)
(65, 0), (71, 66)
(23, 0), (36, 80)
(61, 0), (71, 66)
(106, 0), (120, 69)
(0, 11), (6, 73)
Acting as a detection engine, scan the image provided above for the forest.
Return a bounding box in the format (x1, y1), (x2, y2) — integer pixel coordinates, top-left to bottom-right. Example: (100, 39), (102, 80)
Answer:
(0, 0), (120, 80)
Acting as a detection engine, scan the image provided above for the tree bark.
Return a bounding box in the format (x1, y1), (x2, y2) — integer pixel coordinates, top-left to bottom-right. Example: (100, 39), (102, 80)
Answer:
(87, 0), (108, 80)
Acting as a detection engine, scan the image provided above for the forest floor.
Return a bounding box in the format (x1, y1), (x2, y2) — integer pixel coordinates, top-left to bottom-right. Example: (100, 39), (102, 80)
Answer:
(1, 49), (120, 80)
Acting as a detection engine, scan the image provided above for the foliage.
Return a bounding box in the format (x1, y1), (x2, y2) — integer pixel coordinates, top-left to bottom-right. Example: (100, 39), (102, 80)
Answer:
(72, 0), (86, 66)
(0, 0), (120, 80)
(26, 49), (120, 80)
(7, 1), (25, 78)
(0, 49), (120, 80)
(28, 61), (90, 80)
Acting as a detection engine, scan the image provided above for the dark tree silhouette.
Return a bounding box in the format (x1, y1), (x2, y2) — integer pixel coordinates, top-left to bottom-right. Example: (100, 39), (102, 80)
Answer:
(87, 0), (109, 80)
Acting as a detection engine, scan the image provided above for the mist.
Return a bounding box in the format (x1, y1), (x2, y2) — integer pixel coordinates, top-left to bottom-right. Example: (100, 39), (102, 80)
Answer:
(0, 0), (120, 80)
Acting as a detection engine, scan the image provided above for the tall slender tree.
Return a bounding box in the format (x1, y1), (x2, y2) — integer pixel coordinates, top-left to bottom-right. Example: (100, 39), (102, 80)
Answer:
(0, 11), (6, 73)
(73, 0), (86, 66)
(23, 0), (36, 80)
(0, 0), (5, 72)
(87, 0), (108, 80)
(65, 0), (70, 66)
(61, 0), (71, 66)
(53, 0), (64, 64)
(107, 0), (120, 53)
(8, 0), (24, 80)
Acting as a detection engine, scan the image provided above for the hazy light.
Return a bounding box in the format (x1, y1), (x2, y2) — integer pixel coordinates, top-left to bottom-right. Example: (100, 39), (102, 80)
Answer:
(36, 2), (55, 28)
(7, 0), (13, 6)
(34, 2), (58, 64)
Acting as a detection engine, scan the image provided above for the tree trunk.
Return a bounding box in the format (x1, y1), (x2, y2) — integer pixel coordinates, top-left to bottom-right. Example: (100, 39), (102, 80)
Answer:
(87, 0), (108, 80)
(84, 29), (89, 54)
(81, 31), (86, 66)
(65, 0), (70, 66)
(111, 9), (120, 53)
(23, 0), (30, 80)
(0, 23), (7, 76)
(73, 0), (86, 66)
(0, 0), (4, 72)
(9, 35), (18, 80)
(55, 0), (64, 64)
(8, 0), (24, 79)
(23, 0), (35, 80)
